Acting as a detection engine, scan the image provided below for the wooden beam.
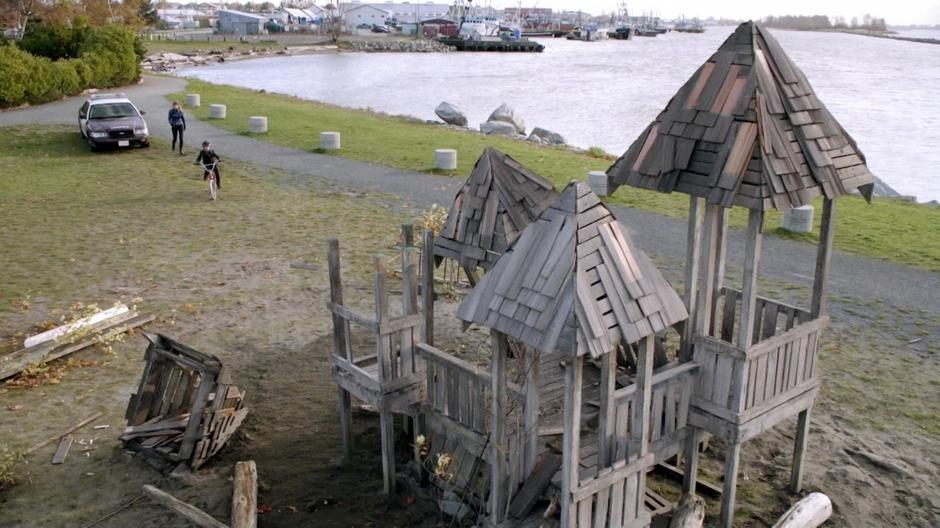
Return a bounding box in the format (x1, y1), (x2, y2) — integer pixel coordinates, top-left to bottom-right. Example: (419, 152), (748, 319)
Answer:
(681, 196), (703, 362)
(523, 345), (541, 477)
(560, 353), (584, 528)
(811, 199), (835, 318)
(682, 430), (702, 495)
(422, 229), (435, 346)
(379, 411), (396, 494)
(710, 207), (729, 336)
(597, 349), (617, 468)
(326, 239), (351, 361)
(789, 408), (812, 493)
(142, 484), (229, 528)
(374, 256), (390, 382)
(231, 461), (257, 528)
(490, 330), (510, 523)
(634, 336), (655, 516)
(737, 209), (764, 348)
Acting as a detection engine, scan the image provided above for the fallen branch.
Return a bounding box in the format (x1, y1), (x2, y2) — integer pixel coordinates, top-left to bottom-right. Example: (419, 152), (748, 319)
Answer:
(231, 461), (258, 528)
(772, 492), (832, 528)
(142, 484), (229, 528)
(25, 411), (104, 455)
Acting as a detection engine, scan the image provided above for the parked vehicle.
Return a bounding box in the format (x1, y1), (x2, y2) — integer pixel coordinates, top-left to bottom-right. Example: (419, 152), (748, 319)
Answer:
(78, 94), (150, 151)
(371, 24), (389, 33)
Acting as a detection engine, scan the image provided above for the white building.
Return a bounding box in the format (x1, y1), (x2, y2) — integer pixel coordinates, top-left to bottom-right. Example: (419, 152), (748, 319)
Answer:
(343, 4), (391, 30)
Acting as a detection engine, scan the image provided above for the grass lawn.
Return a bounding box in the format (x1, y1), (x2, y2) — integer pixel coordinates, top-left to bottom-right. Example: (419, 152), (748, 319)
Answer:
(173, 79), (940, 272)
(0, 125), (402, 320)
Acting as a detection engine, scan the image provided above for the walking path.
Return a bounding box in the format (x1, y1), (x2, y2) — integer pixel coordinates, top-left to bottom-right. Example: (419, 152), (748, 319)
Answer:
(3, 75), (938, 317)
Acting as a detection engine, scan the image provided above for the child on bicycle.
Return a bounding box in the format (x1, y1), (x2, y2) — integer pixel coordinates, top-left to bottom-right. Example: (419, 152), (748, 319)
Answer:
(194, 140), (221, 189)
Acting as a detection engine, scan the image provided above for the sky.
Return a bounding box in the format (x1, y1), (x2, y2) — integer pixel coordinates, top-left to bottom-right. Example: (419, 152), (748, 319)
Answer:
(483, 0), (940, 26)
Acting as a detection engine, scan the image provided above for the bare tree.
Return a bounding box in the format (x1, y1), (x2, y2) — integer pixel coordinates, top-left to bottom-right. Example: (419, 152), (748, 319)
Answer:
(323, 1), (341, 42)
(1, 0), (37, 39)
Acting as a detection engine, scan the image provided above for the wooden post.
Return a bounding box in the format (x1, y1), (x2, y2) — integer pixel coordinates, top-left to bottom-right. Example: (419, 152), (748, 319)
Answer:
(327, 239), (353, 461)
(422, 229), (435, 346)
(231, 461), (258, 528)
(374, 256), (396, 494)
(682, 429), (701, 495)
(694, 205), (721, 337)
(401, 223), (414, 248)
(710, 208), (729, 336)
(490, 330), (510, 524)
(737, 209), (764, 348)
(811, 199), (835, 318)
(560, 354), (584, 528)
(719, 442), (742, 528)
(680, 197), (703, 362)
(789, 407), (812, 493)
(523, 345), (541, 477)
(597, 349), (617, 468)
(633, 336), (655, 514)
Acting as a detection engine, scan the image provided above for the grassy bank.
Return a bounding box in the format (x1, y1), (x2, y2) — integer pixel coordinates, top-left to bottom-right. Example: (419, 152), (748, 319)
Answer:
(173, 79), (940, 271)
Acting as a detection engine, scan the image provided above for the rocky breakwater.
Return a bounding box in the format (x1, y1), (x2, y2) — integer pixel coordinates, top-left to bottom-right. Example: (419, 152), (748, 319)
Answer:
(348, 39), (455, 53)
(474, 103), (568, 146)
(141, 46), (291, 72)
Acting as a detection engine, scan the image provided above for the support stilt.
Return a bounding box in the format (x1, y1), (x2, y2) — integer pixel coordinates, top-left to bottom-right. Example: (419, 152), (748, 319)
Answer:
(719, 442), (742, 528)
(790, 408), (812, 493)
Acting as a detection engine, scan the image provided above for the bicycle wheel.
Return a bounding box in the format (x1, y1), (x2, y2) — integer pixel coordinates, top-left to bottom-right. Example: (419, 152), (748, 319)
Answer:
(208, 176), (217, 201)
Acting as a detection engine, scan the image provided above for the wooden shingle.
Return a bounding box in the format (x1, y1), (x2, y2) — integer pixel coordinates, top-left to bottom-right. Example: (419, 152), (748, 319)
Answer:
(606, 22), (875, 211)
(457, 183), (688, 358)
(434, 147), (557, 271)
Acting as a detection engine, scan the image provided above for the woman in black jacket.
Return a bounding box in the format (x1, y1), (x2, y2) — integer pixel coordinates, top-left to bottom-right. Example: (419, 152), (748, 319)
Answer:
(168, 102), (186, 154)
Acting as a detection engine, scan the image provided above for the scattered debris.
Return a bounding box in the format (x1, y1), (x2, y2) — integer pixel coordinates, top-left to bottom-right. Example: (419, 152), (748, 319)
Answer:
(1, 304), (153, 380)
(93, 424), (110, 430)
(25, 411), (104, 455)
(121, 333), (248, 471)
(772, 492), (832, 528)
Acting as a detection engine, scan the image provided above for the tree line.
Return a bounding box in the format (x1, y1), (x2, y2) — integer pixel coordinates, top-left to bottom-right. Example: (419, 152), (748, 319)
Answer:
(761, 14), (887, 31)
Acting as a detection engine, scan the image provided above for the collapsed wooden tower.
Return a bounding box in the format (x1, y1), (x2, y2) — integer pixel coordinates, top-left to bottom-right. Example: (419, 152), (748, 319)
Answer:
(433, 147), (558, 283)
(606, 21), (875, 528)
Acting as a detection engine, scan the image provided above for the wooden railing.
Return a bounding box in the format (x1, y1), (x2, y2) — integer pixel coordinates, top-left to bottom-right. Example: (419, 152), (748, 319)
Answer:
(569, 453), (654, 528)
(692, 316), (828, 423)
(714, 287), (812, 346)
(606, 361), (699, 464)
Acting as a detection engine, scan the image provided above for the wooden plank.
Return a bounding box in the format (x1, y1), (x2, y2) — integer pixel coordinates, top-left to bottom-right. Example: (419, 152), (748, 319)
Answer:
(142, 485), (229, 528)
(561, 354), (584, 527)
(524, 346), (541, 476)
(231, 461), (257, 528)
(508, 452), (562, 519)
(327, 239), (352, 361)
(811, 199), (834, 318)
(598, 350), (617, 469)
(422, 230), (435, 346)
(51, 435), (73, 464)
(680, 197), (702, 361)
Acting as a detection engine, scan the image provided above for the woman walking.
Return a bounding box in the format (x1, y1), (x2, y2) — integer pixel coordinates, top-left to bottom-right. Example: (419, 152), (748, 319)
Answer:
(168, 102), (186, 155)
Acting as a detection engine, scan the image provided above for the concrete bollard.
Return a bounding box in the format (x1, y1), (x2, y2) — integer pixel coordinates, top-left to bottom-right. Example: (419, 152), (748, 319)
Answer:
(248, 116), (268, 134)
(320, 131), (341, 150)
(208, 104), (227, 119)
(586, 170), (610, 197)
(184, 93), (201, 107)
(781, 205), (815, 233)
(433, 148), (457, 170)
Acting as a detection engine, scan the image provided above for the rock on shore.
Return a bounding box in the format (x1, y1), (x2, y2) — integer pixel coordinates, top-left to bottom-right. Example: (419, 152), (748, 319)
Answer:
(528, 127), (566, 145)
(480, 121), (519, 137)
(487, 103), (526, 134)
(435, 102), (468, 127)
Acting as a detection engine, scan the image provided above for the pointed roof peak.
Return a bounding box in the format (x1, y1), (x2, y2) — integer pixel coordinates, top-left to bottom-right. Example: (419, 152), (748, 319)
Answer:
(457, 185), (687, 357)
(607, 23), (874, 211)
(433, 148), (557, 272)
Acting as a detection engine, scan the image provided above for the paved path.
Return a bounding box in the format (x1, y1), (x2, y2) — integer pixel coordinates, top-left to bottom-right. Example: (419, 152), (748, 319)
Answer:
(3, 75), (938, 317)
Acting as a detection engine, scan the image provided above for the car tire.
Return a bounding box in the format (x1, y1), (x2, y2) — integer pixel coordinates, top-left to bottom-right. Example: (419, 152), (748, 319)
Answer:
(88, 139), (98, 152)
(140, 140), (150, 149)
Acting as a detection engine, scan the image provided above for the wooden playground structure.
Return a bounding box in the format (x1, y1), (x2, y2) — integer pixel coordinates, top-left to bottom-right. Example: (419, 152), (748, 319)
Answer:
(324, 21), (875, 528)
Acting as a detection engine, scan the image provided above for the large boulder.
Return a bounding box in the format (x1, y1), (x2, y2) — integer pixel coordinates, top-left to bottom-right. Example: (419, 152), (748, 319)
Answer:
(528, 127), (566, 145)
(487, 103), (526, 134)
(435, 101), (468, 127)
(480, 121), (518, 137)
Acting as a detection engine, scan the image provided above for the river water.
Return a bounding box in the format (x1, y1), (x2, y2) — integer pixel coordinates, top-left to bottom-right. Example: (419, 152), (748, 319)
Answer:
(178, 28), (940, 202)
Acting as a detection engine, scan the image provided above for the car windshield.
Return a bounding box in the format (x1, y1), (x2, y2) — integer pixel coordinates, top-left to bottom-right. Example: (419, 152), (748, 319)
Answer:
(89, 102), (138, 119)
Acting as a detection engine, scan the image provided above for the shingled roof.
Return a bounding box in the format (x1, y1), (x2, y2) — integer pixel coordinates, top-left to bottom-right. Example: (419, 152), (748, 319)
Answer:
(456, 182), (688, 358)
(434, 148), (558, 271)
(607, 22), (875, 211)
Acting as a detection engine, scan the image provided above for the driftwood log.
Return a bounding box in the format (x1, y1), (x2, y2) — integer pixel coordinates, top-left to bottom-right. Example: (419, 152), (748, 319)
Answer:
(771, 492), (832, 528)
(231, 461), (258, 528)
(669, 493), (706, 528)
(142, 484), (229, 528)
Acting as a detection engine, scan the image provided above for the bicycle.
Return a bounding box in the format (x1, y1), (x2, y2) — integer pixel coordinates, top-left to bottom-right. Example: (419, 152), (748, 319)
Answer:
(198, 160), (220, 200)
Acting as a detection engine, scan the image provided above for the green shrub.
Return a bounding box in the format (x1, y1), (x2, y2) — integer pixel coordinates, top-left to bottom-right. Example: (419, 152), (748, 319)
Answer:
(0, 25), (141, 108)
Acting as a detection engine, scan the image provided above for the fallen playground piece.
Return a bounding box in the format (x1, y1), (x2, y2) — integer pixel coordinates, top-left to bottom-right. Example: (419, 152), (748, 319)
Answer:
(122, 333), (247, 470)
